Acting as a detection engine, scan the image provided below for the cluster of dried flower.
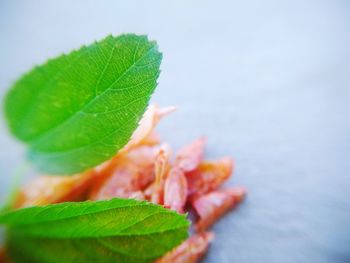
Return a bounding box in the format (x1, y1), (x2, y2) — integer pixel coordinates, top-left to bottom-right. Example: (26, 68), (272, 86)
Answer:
(11, 105), (246, 263)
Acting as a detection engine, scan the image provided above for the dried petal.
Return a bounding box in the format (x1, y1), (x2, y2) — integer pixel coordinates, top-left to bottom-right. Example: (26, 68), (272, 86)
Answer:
(127, 190), (145, 200)
(193, 187), (246, 231)
(143, 182), (154, 201)
(175, 137), (206, 173)
(156, 232), (214, 263)
(127, 145), (164, 170)
(186, 157), (234, 200)
(89, 144), (169, 200)
(139, 130), (161, 146)
(88, 155), (125, 199)
(13, 171), (95, 208)
(122, 104), (176, 152)
(151, 145), (171, 204)
(126, 145), (165, 189)
(91, 144), (172, 201)
(164, 167), (188, 213)
(89, 160), (141, 200)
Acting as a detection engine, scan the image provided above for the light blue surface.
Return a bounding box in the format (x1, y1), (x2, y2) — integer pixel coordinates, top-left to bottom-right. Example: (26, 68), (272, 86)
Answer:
(0, 1), (349, 262)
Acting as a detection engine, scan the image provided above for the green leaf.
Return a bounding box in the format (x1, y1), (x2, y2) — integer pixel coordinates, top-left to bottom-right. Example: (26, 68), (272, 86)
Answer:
(0, 198), (189, 263)
(4, 34), (162, 175)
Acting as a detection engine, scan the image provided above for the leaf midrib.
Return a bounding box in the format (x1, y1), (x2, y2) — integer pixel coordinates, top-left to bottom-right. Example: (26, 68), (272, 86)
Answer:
(29, 43), (157, 147)
(0, 203), (184, 228)
(0, 203), (150, 225)
(11, 226), (188, 239)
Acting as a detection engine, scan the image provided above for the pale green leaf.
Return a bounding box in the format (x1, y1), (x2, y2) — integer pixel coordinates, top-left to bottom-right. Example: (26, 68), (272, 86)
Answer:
(0, 198), (189, 263)
(4, 34), (162, 174)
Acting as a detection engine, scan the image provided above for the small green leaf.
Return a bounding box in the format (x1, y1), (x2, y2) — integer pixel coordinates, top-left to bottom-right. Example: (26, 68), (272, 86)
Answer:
(4, 34), (162, 174)
(0, 198), (189, 263)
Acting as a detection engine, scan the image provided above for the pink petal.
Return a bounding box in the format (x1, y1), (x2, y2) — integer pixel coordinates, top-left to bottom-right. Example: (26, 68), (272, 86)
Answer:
(155, 232), (214, 263)
(14, 171), (95, 208)
(175, 137), (206, 173)
(186, 157), (234, 200)
(90, 144), (171, 200)
(164, 167), (188, 213)
(151, 145), (171, 204)
(89, 161), (139, 200)
(122, 104), (176, 152)
(192, 187), (246, 231)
